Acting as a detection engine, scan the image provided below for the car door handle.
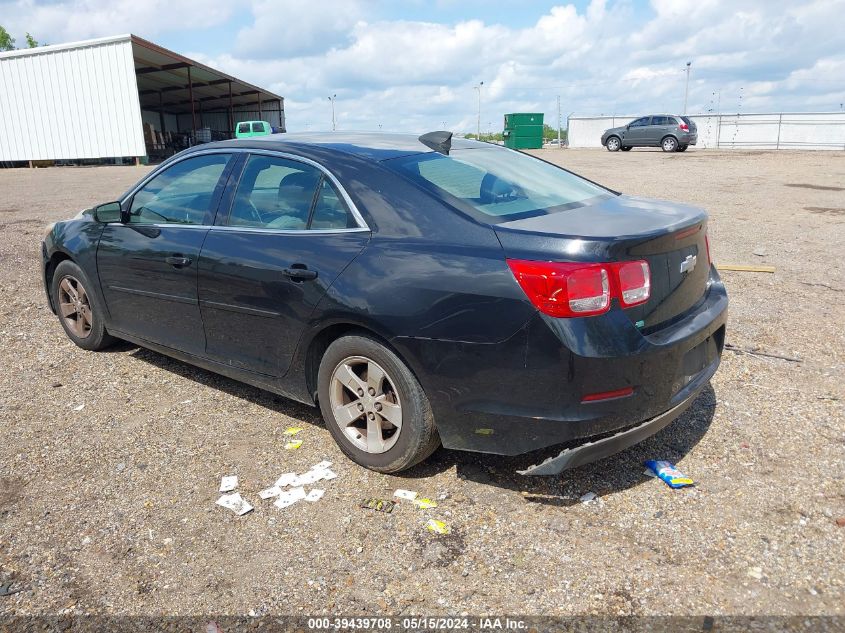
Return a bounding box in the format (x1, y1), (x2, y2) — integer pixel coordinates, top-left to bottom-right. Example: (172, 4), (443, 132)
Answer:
(165, 255), (192, 267)
(282, 265), (318, 281)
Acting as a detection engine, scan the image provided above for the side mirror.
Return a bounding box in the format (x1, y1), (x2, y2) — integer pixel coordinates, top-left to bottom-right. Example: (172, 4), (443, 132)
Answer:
(93, 201), (122, 223)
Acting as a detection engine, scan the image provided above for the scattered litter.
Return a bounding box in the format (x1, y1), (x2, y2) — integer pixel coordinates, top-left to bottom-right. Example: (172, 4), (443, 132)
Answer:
(219, 475), (238, 492)
(216, 493), (253, 516)
(285, 439), (303, 450)
(305, 489), (325, 502)
(321, 469), (338, 481)
(360, 498), (395, 513)
(274, 487), (306, 509)
(747, 567), (763, 580)
(474, 428), (494, 435)
(425, 519), (450, 534)
(0, 582), (23, 597)
(724, 343), (801, 363)
(313, 460), (333, 470)
(835, 517), (845, 528)
(580, 492), (598, 504)
(645, 460), (694, 488)
(716, 264), (775, 273)
(295, 470), (325, 485)
(752, 247), (767, 257)
(181, 399), (193, 404)
(413, 498), (438, 509)
(643, 468), (657, 478)
(394, 489), (418, 501)
(275, 473), (298, 488)
(258, 486), (282, 500)
(283, 427), (303, 436)
(72, 403), (84, 411)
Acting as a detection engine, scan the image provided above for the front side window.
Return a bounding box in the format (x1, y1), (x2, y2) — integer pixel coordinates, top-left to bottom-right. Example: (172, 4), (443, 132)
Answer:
(629, 117), (650, 127)
(227, 155), (353, 230)
(385, 147), (610, 222)
(128, 154), (230, 225)
(238, 122), (250, 134)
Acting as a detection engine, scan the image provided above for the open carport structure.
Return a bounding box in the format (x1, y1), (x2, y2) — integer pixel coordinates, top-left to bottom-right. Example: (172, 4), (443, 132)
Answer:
(0, 34), (285, 165)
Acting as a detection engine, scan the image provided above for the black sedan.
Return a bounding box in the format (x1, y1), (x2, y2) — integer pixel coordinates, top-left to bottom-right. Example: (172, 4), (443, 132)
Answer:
(40, 131), (727, 474)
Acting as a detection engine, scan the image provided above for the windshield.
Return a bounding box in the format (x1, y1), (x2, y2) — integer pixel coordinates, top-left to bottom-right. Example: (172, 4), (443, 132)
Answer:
(384, 147), (611, 222)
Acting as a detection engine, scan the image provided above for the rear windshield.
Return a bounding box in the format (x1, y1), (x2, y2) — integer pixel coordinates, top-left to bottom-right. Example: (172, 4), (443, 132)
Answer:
(384, 147), (611, 222)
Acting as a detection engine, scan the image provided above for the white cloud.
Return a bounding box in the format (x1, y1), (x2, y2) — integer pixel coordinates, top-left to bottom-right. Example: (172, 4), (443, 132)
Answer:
(4, 0), (844, 131)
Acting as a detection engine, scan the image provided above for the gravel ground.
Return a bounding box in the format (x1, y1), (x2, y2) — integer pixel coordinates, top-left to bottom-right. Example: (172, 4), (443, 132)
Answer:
(1, 149), (843, 618)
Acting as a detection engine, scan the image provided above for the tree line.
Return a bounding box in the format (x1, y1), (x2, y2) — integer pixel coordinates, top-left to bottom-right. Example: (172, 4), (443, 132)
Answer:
(0, 26), (41, 51)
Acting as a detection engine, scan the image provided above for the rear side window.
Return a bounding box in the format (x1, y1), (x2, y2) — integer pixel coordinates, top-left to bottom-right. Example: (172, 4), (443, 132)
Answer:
(385, 147), (610, 222)
(227, 155), (354, 230)
(652, 116), (671, 126)
(252, 122), (265, 133)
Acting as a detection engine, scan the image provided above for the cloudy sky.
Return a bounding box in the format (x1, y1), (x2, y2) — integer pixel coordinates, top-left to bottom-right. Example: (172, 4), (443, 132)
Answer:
(2, 0), (844, 133)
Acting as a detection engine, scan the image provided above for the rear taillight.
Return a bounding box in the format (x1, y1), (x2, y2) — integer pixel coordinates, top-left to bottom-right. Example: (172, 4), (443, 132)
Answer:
(616, 261), (651, 306)
(679, 122), (689, 131)
(507, 259), (650, 318)
(506, 261), (609, 317)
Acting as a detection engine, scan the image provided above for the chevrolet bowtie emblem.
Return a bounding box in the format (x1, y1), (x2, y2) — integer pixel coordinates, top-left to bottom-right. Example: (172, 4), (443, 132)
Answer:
(680, 254), (697, 274)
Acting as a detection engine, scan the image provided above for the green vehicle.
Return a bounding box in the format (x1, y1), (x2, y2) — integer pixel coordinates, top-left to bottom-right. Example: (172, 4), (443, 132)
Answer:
(235, 120), (272, 138)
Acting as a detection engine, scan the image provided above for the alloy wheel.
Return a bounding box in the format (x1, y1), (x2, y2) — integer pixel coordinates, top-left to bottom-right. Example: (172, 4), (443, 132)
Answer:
(58, 275), (93, 339)
(607, 138), (620, 151)
(329, 356), (402, 454)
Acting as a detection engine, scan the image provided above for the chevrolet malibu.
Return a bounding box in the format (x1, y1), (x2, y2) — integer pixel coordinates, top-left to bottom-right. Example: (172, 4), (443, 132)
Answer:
(40, 132), (727, 474)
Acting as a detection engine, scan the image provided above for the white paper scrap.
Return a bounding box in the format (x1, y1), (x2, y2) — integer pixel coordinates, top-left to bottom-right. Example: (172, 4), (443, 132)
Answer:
(274, 487), (307, 509)
(394, 489), (418, 501)
(580, 492), (598, 504)
(321, 469), (338, 481)
(297, 470), (324, 485)
(219, 475), (238, 492)
(305, 489), (325, 502)
(274, 473), (298, 488)
(313, 461), (333, 470)
(258, 486), (282, 500)
(216, 493), (253, 515)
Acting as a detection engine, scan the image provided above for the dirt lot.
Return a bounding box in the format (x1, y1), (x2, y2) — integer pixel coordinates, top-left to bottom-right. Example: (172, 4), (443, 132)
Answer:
(1, 148), (843, 619)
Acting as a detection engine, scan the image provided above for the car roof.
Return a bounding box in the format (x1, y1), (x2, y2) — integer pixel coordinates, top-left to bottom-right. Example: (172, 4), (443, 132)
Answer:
(201, 131), (486, 161)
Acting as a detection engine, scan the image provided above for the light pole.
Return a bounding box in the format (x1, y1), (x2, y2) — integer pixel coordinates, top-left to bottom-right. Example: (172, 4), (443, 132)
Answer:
(328, 94), (337, 131)
(683, 61), (691, 114)
(557, 95), (562, 147)
(474, 81), (484, 139)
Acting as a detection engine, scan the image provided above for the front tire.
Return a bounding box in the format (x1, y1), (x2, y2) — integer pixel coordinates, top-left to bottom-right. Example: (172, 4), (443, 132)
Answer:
(605, 136), (621, 152)
(317, 334), (440, 473)
(661, 136), (679, 152)
(51, 260), (115, 351)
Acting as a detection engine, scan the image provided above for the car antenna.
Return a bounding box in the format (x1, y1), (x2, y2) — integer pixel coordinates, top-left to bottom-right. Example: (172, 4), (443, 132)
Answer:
(418, 131), (452, 155)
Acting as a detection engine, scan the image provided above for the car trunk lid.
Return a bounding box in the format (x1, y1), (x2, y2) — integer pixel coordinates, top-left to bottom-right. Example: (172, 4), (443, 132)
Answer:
(493, 194), (710, 329)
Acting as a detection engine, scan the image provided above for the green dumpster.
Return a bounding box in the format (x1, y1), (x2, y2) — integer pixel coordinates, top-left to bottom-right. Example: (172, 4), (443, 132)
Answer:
(503, 113), (544, 150)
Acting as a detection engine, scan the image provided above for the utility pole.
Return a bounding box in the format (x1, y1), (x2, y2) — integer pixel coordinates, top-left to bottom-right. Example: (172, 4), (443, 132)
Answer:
(557, 95), (562, 147)
(328, 94), (337, 131)
(683, 61), (691, 114)
(474, 81), (484, 139)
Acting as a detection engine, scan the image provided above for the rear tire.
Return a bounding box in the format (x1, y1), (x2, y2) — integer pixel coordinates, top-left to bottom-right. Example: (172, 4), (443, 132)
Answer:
(51, 260), (116, 351)
(621, 146), (632, 151)
(661, 136), (679, 152)
(317, 334), (440, 473)
(678, 144), (688, 152)
(605, 136), (621, 152)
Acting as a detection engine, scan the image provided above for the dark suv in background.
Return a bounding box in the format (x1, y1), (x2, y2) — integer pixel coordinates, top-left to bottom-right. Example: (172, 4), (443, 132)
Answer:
(601, 115), (697, 152)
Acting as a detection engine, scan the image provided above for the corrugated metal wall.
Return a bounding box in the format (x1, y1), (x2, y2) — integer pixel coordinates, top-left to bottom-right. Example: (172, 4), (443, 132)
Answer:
(568, 113), (845, 150)
(0, 38), (145, 161)
(174, 107), (284, 133)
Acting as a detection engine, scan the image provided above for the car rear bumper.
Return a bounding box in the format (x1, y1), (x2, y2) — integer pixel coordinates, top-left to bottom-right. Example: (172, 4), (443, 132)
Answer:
(391, 267), (727, 459)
